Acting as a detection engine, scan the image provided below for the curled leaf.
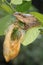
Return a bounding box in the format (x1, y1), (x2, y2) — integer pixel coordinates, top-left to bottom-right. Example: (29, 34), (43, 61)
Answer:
(3, 24), (24, 62)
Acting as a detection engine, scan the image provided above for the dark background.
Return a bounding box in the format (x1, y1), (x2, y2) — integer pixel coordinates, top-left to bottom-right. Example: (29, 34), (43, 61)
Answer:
(32, 0), (43, 13)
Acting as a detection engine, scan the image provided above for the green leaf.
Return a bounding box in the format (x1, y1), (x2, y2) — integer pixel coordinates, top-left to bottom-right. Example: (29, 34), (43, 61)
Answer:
(22, 27), (40, 46)
(0, 7), (7, 18)
(16, 1), (31, 12)
(2, 0), (5, 2)
(25, 0), (31, 1)
(0, 0), (2, 6)
(11, 0), (22, 5)
(0, 15), (16, 35)
(30, 12), (43, 26)
(1, 3), (13, 14)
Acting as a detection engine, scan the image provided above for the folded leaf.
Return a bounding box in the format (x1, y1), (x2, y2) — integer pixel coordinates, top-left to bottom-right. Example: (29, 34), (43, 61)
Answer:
(3, 24), (24, 62)
(22, 27), (40, 46)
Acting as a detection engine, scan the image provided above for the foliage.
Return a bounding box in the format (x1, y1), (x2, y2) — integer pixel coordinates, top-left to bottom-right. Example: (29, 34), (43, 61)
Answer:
(0, 0), (43, 46)
(11, 0), (31, 5)
(0, 15), (16, 35)
(30, 12), (43, 26)
(22, 27), (40, 46)
(11, 0), (22, 5)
